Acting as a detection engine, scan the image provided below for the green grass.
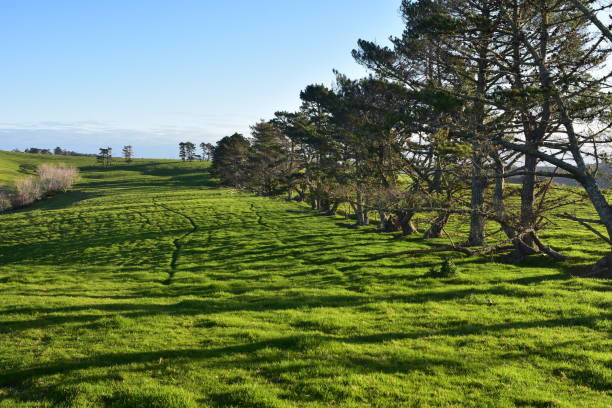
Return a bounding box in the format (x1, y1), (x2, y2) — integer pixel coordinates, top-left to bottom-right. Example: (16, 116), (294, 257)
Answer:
(0, 150), (610, 407)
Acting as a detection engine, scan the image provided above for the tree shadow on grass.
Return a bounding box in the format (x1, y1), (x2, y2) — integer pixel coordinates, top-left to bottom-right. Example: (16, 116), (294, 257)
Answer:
(2, 312), (610, 399)
(79, 162), (217, 189)
(31, 190), (102, 211)
(17, 163), (37, 175)
(3, 283), (609, 336)
(0, 332), (473, 408)
(0, 190), (103, 215)
(0, 229), (179, 266)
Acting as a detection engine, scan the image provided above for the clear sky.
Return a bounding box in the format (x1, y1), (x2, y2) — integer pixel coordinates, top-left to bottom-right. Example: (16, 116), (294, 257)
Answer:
(0, 0), (404, 158)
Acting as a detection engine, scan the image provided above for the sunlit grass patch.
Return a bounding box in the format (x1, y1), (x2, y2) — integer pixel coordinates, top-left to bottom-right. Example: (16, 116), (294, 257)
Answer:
(0, 150), (610, 407)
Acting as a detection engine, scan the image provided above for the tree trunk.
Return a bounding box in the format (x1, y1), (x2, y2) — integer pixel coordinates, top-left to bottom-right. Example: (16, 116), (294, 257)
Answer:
(319, 198), (330, 213)
(400, 211), (417, 235)
(519, 151), (539, 249)
(377, 208), (386, 230)
(467, 12), (490, 247)
(468, 153), (486, 246)
(492, 156), (516, 239)
(325, 201), (340, 216)
(581, 174), (612, 239)
(590, 252), (612, 278)
(580, 174), (612, 276)
(355, 191), (365, 226)
(424, 212), (450, 239)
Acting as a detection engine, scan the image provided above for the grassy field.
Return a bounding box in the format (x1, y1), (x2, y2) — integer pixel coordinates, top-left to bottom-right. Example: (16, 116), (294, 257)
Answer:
(0, 150), (610, 407)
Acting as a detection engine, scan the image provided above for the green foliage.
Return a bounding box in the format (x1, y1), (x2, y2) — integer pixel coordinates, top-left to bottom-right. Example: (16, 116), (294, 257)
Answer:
(429, 128), (473, 157)
(429, 256), (459, 278)
(0, 150), (610, 407)
(210, 133), (250, 187)
(415, 87), (464, 113)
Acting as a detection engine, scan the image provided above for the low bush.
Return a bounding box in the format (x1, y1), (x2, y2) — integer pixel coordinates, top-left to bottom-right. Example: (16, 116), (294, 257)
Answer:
(0, 163), (79, 212)
(429, 256), (458, 278)
(0, 190), (11, 212)
(38, 163), (79, 192)
(12, 176), (43, 207)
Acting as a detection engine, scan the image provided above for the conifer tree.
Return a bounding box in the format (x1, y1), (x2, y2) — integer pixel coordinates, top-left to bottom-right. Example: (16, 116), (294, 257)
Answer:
(122, 145), (133, 163)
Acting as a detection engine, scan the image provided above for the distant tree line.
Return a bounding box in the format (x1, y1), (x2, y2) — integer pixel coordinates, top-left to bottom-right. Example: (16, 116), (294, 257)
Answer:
(17, 147), (95, 156)
(16, 146), (136, 164)
(210, 0), (612, 277)
(178, 142), (214, 161)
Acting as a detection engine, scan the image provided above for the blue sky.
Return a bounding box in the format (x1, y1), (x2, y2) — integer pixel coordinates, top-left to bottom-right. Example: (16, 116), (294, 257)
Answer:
(0, 0), (404, 158)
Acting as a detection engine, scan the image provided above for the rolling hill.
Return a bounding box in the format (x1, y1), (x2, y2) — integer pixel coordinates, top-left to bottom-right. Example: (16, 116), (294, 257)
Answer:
(0, 150), (610, 407)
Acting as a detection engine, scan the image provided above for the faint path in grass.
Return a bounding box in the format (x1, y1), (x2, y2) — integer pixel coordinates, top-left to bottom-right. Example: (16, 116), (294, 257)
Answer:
(153, 199), (199, 285)
(133, 208), (153, 226)
(250, 202), (268, 228)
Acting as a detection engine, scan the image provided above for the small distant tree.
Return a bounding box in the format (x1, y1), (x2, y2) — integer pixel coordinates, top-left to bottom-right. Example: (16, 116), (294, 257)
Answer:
(97, 147), (112, 166)
(54, 146), (63, 155)
(179, 142), (186, 161)
(200, 142), (214, 161)
(122, 145), (133, 163)
(184, 142), (196, 161)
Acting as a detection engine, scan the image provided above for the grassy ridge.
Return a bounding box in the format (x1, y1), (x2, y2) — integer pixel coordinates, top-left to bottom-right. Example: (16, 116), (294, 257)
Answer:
(0, 150), (610, 407)
(0, 151), (95, 187)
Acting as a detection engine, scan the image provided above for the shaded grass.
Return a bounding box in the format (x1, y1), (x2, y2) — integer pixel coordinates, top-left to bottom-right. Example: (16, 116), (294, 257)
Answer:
(0, 150), (610, 407)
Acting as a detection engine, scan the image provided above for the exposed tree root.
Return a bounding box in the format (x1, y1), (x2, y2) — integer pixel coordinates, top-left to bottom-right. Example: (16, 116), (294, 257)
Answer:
(585, 253), (612, 279)
(370, 244), (515, 260)
(371, 228), (567, 263)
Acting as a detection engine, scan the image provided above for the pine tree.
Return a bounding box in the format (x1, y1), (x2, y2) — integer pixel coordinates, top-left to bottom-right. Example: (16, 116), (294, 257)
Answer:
(178, 142), (186, 161)
(122, 145), (133, 163)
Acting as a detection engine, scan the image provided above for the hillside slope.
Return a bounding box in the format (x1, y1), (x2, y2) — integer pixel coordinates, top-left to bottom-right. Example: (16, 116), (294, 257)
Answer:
(0, 150), (95, 186)
(0, 151), (610, 407)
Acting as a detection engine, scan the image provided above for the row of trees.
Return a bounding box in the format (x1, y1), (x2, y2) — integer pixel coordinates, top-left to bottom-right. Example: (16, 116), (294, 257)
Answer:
(18, 147), (94, 156)
(211, 0), (612, 276)
(178, 142), (214, 161)
(96, 146), (134, 166)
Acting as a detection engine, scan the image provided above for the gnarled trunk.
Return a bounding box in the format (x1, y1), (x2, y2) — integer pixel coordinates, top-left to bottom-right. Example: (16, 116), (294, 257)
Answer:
(424, 212), (450, 239)
(590, 253), (612, 278)
(325, 201), (340, 216)
(400, 211), (417, 235)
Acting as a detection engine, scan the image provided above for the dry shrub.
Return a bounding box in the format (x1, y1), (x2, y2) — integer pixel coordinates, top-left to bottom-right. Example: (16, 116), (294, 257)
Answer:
(12, 177), (43, 207)
(0, 190), (11, 212)
(3, 163), (79, 209)
(37, 163), (79, 192)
